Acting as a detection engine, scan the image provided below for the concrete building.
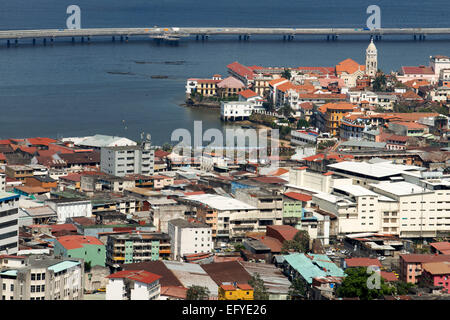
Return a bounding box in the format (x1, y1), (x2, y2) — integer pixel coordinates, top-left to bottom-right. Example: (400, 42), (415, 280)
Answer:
(100, 140), (154, 177)
(291, 129), (319, 146)
(168, 218), (213, 261)
(45, 198), (92, 224)
(53, 235), (106, 267)
(220, 101), (263, 121)
(106, 270), (161, 300)
(0, 192), (20, 255)
(148, 198), (188, 233)
(183, 194), (261, 242)
(106, 232), (171, 268)
(399, 254), (450, 284)
(0, 255), (84, 300)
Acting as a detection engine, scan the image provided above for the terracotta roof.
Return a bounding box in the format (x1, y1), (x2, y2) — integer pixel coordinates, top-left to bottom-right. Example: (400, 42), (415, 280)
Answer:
(391, 121), (427, 129)
(430, 242), (450, 254)
(401, 66), (434, 75)
(299, 93), (347, 100)
(250, 235), (283, 253)
(237, 283), (253, 290)
(107, 270), (162, 284)
(217, 76), (245, 89)
(284, 192), (312, 202)
(56, 235), (104, 250)
(251, 176), (287, 184)
(220, 284), (236, 291)
(336, 58), (365, 75)
(155, 150), (170, 158)
(266, 225), (298, 242)
(345, 258), (382, 268)
(49, 224), (77, 233)
(400, 254), (450, 264)
(299, 102), (314, 110)
(267, 168), (289, 176)
(239, 89), (259, 99)
(422, 261), (450, 275)
(401, 91), (424, 100)
(268, 78), (288, 86)
(227, 61), (255, 80)
(380, 271), (399, 282)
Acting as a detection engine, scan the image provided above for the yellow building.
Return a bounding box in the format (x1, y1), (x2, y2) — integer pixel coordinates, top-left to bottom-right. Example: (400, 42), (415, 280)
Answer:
(218, 283), (254, 300)
(317, 102), (358, 137)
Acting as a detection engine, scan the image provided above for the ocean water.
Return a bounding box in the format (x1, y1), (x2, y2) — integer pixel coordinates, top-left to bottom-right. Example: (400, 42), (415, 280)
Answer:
(0, 0), (449, 144)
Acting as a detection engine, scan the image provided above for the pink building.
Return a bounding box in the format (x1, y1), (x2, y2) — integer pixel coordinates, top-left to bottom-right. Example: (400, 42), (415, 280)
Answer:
(422, 261), (450, 293)
(399, 254), (450, 284)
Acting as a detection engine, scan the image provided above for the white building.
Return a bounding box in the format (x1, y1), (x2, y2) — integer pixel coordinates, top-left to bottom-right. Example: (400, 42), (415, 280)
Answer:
(0, 192), (20, 255)
(45, 199), (92, 224)
(365, 39), (378, 77)
(183, 194), (262, 241)
(168, 218), (213, 261)
(0, 255), (84, 300)
(220, 101), (264, 121)
(63, 134), (137, 149)
(106, 270), (161, 300)
(369, 180), (450, 238)
(100, 140), (154, 177)
(430, 55), (450, 77)
(291, 129), (320, 146)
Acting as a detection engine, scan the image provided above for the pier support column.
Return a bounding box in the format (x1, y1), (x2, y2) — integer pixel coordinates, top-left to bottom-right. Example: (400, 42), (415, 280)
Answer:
(14, 39), (18, 46)
(6, 39), (10, 47)
(32, 38), (36, 45)
(81, 37), (84, 43)
(112, 36), (115, 42)
(327, 35), (329, 41)
(125, 36), (129, 42)
(50, 37), (54, 45)
(196, 35), (199, 40)
(120, 36), (123, 42)
(283, 35), (286, 41)
(87, 36), (91, 43)
(72, 37), (75, 43)
(414, 35), (417, 41)
(239, 35), (242, 41)
(43, 38), (46, 45)
(422, 35), (426, 41)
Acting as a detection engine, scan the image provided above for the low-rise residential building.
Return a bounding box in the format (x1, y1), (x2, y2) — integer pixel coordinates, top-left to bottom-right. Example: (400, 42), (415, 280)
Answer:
(53, 235), (106, 267)
(168, 218), (213, 261)
(106, 269), (161, 300)
(218, 283), (253, 300)
(421, 261), (450, 293)
(220, 101), (264, 121)
(399, 254), (450, 284)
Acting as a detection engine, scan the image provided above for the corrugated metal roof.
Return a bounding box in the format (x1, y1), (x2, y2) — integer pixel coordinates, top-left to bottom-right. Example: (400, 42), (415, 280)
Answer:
(239, 261), (291, 295)
(48, 260), (80, 273)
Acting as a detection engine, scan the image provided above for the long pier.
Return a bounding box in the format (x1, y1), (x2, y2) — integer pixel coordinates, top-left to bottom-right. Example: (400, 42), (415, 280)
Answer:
(0, 27), (449, 43)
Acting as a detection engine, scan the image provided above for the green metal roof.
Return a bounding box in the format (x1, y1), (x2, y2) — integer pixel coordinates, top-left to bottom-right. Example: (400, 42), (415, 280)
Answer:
(48, 261), (81, 273)
(283, 253), (345, 284)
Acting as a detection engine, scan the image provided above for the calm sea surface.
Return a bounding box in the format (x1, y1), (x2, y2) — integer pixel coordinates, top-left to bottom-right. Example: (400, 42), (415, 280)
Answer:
(0, 0), (449, 144)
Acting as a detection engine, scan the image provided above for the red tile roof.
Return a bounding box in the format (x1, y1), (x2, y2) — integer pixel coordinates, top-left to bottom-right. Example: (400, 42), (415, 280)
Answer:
(49, 224), (77, 233)
(284, 192), (312, 202)
(400, 254), (450, 264)
(430, 242), (450, 254)
(380, 271), (398, 282)
(56, 235), (104, 250)
(336, 58), (365, 75)
(239, 89), (259, 99)
(401, 66), (435, 75)
(266, 225), (298, 242)
(251, 176), (287, 184)
(345, 258), (382, 268)
(237, 283), (253, 290)
(227, 61), (255, 80)
(107, 270), (161, 284)
(220, 284), (236, 291)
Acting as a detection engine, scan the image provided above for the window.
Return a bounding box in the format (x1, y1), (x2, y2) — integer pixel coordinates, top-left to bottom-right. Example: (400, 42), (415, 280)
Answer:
(36, 274), (41, 281)
(31, 274), (35, 281)
(10, 284), (14, 292)
(31, 286), (35, 293)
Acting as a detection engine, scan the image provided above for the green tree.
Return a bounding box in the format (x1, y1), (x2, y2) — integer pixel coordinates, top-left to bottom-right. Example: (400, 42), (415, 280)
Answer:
(372, 73), (387, 92)
(282, 68), (292, 80)
(278, 104), (293, 118)
(281, 230), (310, 254)
(288, 278), (307, 300)
(336, 267), (394, 300)
(394, 281), (415, 295)
(186, 285), (210, 300)
(248, 273), (269, 300)
(297, 119), (310, 129)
